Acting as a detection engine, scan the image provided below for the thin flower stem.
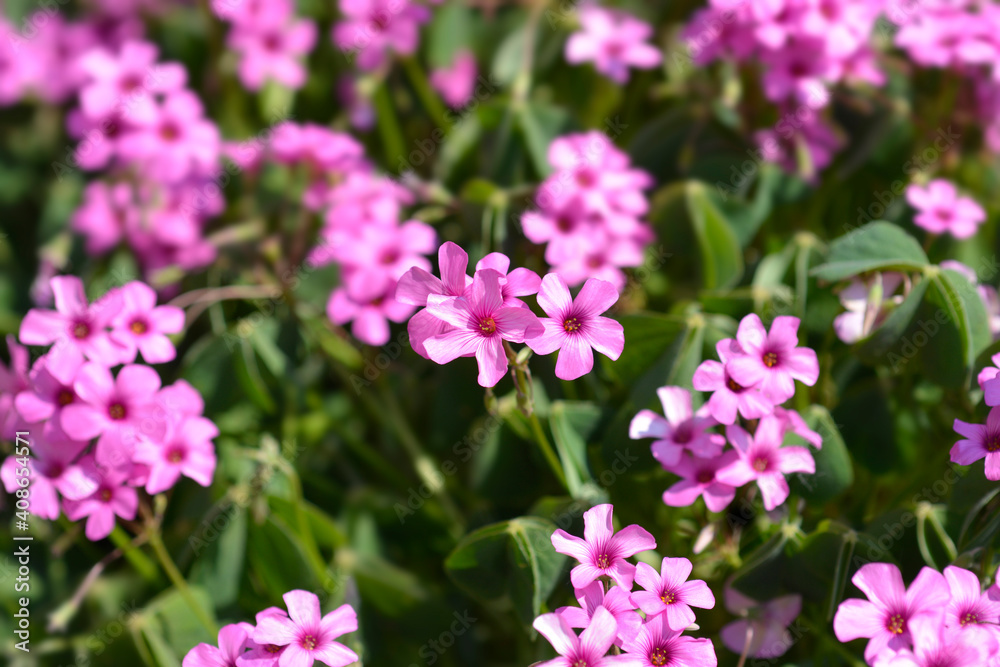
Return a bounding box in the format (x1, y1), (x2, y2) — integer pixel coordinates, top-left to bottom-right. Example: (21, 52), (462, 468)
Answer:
(400, 56), (449, 130)
(736, 622), (754, 667)
(147, 528), (219, 637)
(528, 411), (568, 490)
(372, 84), (406, 167)
(273, 455), (333, 583)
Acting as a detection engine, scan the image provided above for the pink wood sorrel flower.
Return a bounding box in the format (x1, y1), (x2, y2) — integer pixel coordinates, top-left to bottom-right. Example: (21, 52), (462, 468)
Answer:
(533, 606), (632, 667)
(555, 581), (642, 648)
(720, 589), (802, 660)
(19, 275), (124, 367)
(62, 461), (138, 541)
(525, 274), (624, 381)
(550, 503), (656, 590)
(833, 563), (950, 664)
(252, 590), (359, 667)
(906, 179), (986, 239)
(395, 241), (472, 359)
(109, 281), (185, 364)
(942, 565), (1000, 648)
(181, 622), (254, 667)
(716, 417), (815, 511)
(726, 314), (819, 404)
(629, 557), (715, 632)
(423, 268), (543, 387)
(619, 612), (718, 667)
(629, 386), (725, 467)
(692, 339), (773, 426)
(133, 416), (219, 494)
(951, 406), (1000, 481)
(660, 450), (739, 513)
(564, 5), (662, 84)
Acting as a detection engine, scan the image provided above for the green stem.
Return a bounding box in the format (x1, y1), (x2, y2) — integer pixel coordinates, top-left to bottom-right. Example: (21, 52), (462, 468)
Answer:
(147, 529), (218, 637)
(274, 456), (331, 582)
(528, 411), (568, 490)
(109, 525), (158, 581)
(372, 84), (406, 167)
(400, 56), (449, 130)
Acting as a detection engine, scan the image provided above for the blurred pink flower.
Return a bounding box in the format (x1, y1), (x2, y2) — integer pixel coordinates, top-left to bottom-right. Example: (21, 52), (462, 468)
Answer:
(660, 450), (740, 512)
(109, 281), (185, 364)
(430, 49), (477, 108)
(906, 180), (986, 239)
(565, 6), (662, 84)
(63, 461), (138, 541)
(720, 588), (801, 660)
(333, 0), (430, 71)
(182, 622), (255, 667)
(630, 386), (725, 467)
(229, 15), (317, 91)
(134, 417), (218, 494)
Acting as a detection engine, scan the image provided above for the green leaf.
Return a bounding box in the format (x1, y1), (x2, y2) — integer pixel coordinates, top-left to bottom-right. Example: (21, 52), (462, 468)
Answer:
(445, 517), (566, 625)
(730, 531), (790, 601)
(811, 222), (928, 282)
(916, 268), (992, 387)
(189, 508), (248, 609)
(517, 103), (569, 178)
(427, 1), (473, 68)
(549, 401), (606, 502)
(686, 182), (744, 290)
(788, 406), (854, 504)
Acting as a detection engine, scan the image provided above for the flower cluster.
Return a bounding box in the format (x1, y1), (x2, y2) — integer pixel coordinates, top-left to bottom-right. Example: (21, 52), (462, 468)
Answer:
(631, 314), (821, 512)
(271, 122), (437, 347)
(682, 0), (883, 174)
(535, 504), (718, 667)
(0, 276), (216, 540)
(68, 37), (222, 278)
(521, 131), (655, 291)
(183, 590), (359, 667)
(954, 351), (1000, 481)
(333, 0), (432, 71)
(833, 562), (1000, 665)
(564, 5), (663, 84)
(212, 0), (317, 91)
(397, 242), (625, 386)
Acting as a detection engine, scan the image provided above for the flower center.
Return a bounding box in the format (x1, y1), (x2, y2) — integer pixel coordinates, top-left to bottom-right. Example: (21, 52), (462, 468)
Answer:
(72, 322), (91, 339)
(660, 590), (676, 605)
(961, 612), (979, 626)
(563, 317), (582, 333)
(673, 423), (693, 444)
(726, 377), (745, 392)
(130, 319), (148, 334)
(100, 488), (113, 502)
(479, 317), (497, 335)
(575, 169), (595, 187)
(752, 457), (769, 472)
(650, 646), (670, 666)
(301, 634), (318, 650)
(160, 122), (180, 141)
(986, 435), (1000, 453)
(886, 614), (905, 634)
(57, 390), (75, 406)
(108, 403), (126, 420)
(167, 448), (184, 463)
(696, 470), (714, 484)
(595, 553), (611, 569)
(265, 645), (282, 654)
(572, 661), (588, 667)
(556, 217), (574, 232)
(586, 256), (602, 269)
(763, 351), (779, 367)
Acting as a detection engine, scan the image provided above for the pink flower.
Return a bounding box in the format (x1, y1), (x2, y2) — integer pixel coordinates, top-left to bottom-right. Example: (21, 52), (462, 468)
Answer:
(906, 180), (986, 239)
(952, 407), (1000, 481)
(423, 269), (543, 387)
(13, 347), (85, 439)
(0, 335), (30, 439)
(429, 49), (477, 108)
(133, 417), (218, 494)
(720, 589), (801, 660)
(63, 462), (138, 540)
(771, 406), (822, 449)
(525, 274), (624, 381)
(942, 566), (1000, 650)
(71, 181), (137, 255)
(716, 417), (814, 511)
(109, 281), (185, 364)
(833, 563), (950, 664)
(0, 439), (98, 520)
(396, 242), (472, 359)
(327, 274), (414, 346)
(692, 340), (773, 425)
(532, 606), (631, 667)
(238, 606), (290, 665)
(726, 314), (819, 404)
(333, 0), (430, 71)
(229, 15), (317, 91)
(565, 6), (662, 84)
(629, 386), (725, 467)
(19, 276), (125, 367)
(883, 615), (991, 667)
(182, 622), (255, 667)
(555, 581), (642, 648)
(119, 91), (220, 184)
(330, 220), (436, 281)
(550, 503), (656, 590)
(619, 612), (718, 667)
(661, 451), (739, 512)
(833, 272), (908, 344)
(629, 557), (715, 631)
(474, 253), (542, 308)
(60, 363), (163, 468)
(78, 40), (186, 125)
(252, 590), (359, 667)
